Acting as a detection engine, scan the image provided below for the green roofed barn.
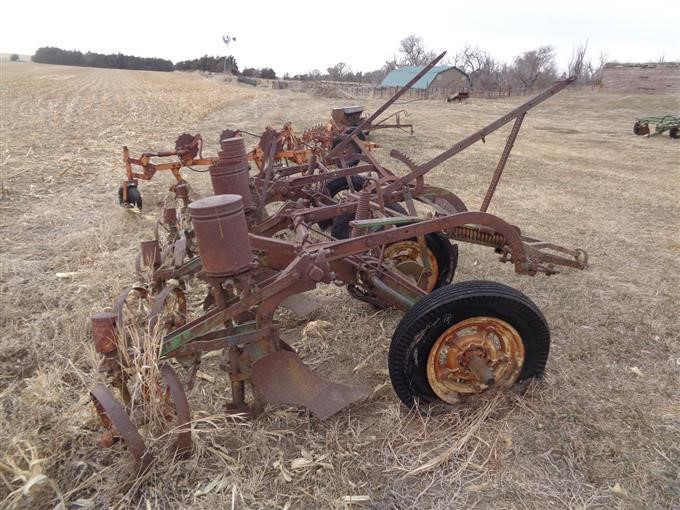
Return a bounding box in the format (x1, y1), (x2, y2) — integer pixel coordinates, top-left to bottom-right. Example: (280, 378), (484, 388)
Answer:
(380, 65), (470, 90)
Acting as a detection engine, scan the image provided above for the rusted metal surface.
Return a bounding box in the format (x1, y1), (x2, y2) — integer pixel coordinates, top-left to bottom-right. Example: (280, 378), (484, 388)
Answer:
(122, 133), (215, 204)
(90, 58), (590, 469)
(280, 292), (336, 317)
(91, 384), (154, 472)
(117, 63), (422, 209)
(149, 286), (187, 334)
(91, 312), (118, 353)
(159, 363), (192, 458)
(188, 195), (253, 277)
(350, 188), (371, 238)
(425, 317), (524, 404)
(466, 354), (496, 386)
(480, 112), (525, 212)
(383, 241), (438, 291)
(332, 106), (414, 136)
(163, 207), (178, 225)
(140, 240), (162, 268)
(252, 351), (370, 420)
(209, 137), (254, 210)
(332, 106), (365, 127)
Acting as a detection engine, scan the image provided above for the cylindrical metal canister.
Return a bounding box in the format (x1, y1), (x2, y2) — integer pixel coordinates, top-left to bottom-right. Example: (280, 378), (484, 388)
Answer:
(209, 137), (253, 210)
(140, 240), (162, 267)
(188, 194), (253, 277)
(91, 312), (118, 353)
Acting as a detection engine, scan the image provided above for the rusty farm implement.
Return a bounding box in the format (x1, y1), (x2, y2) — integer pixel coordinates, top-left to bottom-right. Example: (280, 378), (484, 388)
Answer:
(90, 53), (587, 471)
(633, 115), (680, 139)
(118, 101), (410, 209)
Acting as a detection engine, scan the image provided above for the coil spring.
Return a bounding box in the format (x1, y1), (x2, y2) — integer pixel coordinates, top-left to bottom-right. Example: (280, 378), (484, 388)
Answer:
(451, 226), (505, 246)
(351, 189), (372, 238)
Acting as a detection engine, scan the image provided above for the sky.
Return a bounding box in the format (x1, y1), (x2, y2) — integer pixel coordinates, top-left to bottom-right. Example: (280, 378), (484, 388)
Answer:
(1, 0), (678, 75)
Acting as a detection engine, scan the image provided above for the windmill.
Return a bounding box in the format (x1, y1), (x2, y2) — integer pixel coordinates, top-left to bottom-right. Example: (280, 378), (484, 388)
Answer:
(222, 35), (236, 74)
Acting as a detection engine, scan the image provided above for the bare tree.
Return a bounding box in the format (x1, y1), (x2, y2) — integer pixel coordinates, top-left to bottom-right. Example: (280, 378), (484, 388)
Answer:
(591, 52), (608, 86)
(568, 40), (589, 83)
(450, 44), (502, 90)
(327, 62), (349, 81)
(453, 44), (488, 75)
(398, 35), (436, 66)
(384, 56), (399, 72)
(513, 46), (557, 89)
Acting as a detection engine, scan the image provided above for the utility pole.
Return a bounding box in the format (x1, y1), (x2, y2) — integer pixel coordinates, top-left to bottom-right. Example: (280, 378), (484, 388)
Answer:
(223, 35), (236, 74)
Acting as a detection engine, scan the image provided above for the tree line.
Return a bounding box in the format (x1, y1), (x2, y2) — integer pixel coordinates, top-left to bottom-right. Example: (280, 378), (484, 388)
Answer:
(30, 37), (610, 91)
(174, 55), (239, 73)
(289, 35), (609, 90)
(241, 67), (277, 79)
(29, 47), (287, 80)
(31, 47), (174, 72)
(30, 47), (247, 75)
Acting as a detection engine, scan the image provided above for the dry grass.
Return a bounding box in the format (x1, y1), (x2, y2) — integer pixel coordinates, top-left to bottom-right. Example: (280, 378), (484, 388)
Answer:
(1, 61), (679, 509)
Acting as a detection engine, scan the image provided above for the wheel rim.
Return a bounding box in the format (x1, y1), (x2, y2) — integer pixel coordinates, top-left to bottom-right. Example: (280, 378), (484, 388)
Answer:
(426, 316), (524, 403)
(149, 287), (187, 334)
(113, 287), (151, 331)
(383, 240), (438, 291)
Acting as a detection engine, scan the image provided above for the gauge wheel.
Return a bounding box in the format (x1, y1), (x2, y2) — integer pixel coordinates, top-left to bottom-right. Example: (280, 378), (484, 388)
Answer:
(388, 280), (550, 408)
(382, 233), (457, 291)
(118, 185), (143, 209)
(633, 121), (649, 136)
(333, 201), (457, 290)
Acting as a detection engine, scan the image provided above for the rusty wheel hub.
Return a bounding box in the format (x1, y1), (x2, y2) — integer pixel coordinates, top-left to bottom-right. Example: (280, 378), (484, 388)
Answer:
(383, 240), (438, 291)
(426, 317), (524, 403)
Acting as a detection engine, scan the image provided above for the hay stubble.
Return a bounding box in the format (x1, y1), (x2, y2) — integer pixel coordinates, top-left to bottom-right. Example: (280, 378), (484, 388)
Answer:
(1, 61), (679, 508)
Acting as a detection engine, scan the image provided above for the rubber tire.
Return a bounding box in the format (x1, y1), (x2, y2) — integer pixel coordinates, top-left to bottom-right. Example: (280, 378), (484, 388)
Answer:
(118, 185), (143, 209)
(633, 121), (643, 135)
(669, 127), (679, 139)
(426, 232), (458, 287)
(319, 175), (367, 230)
(332, 202), (457, 289)
(388, 280), (550, 409)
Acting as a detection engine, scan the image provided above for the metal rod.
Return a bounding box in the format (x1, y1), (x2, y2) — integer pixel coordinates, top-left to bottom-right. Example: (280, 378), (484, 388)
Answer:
(480, 112), (526, 212)
(383, 76), (575, 193)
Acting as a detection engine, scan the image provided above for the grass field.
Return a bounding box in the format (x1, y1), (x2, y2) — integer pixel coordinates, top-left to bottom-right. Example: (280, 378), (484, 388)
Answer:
(1, 60), (678, 509)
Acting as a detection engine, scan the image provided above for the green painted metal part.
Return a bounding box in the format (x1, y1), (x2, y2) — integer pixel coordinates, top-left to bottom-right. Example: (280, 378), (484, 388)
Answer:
(636, 115), (680, 135)
(161, 320), (258, 357)
(349, 216), (421, 228)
